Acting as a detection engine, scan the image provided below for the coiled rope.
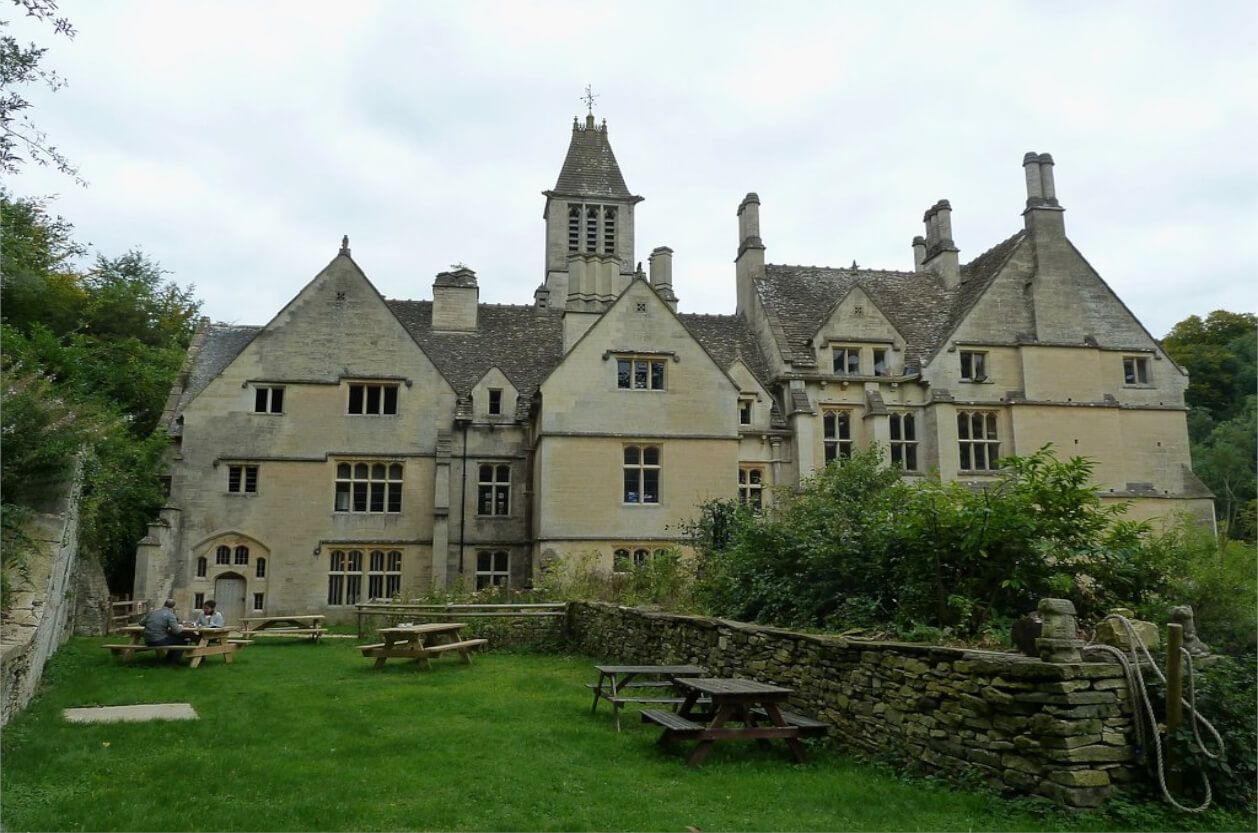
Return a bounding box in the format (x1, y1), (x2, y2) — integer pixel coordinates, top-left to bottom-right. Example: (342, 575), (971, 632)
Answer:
(1082, 613), (1224, 813)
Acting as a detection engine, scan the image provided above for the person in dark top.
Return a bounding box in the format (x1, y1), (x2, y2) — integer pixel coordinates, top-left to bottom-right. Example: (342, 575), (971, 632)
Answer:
(140, 598), (187, 664)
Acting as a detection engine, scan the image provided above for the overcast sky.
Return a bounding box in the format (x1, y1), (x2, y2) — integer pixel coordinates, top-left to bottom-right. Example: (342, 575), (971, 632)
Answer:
(6, 1), (1256, 338)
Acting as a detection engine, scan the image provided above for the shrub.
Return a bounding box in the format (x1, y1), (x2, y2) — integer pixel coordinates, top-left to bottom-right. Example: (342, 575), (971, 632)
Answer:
(1142, 653), (1257, 814)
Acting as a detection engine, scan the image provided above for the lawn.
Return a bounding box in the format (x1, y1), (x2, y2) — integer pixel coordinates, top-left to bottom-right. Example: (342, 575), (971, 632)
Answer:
(0, 636), (1240, 832)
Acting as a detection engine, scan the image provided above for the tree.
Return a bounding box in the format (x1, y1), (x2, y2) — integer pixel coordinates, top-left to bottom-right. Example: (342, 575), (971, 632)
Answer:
(1163, 310), (1258, 540)
(1, 189), (201, 599)
(0, 190), (86, 335)
(0, 0), (80, 181)
(1163, 311), (1258, 439)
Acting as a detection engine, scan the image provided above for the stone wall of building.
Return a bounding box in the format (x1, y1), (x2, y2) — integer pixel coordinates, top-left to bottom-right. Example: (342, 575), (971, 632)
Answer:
(566, 602), (1141, 808)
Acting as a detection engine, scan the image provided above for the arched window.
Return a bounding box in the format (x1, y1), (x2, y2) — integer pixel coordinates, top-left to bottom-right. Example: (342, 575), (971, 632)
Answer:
(215, 545), (231, 565)
(234, 545), (249, 565)
(196, 557), (207, 578)
(255, 557), (266, 579)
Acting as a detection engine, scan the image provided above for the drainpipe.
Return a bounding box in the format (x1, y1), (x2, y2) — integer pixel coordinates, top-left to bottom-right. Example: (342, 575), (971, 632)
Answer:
(458, 421), (469, 576)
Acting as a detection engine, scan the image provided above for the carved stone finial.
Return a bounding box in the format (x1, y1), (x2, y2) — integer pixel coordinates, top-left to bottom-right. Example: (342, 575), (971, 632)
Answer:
(340, 235), (350, 255)
(1169, 605), (1210, 657)
(1035, 597), (1085, 663)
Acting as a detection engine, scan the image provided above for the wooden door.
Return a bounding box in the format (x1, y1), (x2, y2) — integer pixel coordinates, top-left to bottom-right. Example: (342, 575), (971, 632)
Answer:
(213, 575), (247, 625)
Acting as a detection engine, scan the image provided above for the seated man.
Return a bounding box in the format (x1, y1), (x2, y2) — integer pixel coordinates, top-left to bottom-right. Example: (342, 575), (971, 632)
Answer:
(193, 599), (224, 628)
(139, 598), (187, 664)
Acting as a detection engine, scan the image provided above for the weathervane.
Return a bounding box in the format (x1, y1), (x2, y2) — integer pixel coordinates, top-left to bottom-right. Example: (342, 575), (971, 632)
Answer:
(581, 84), (599, 116)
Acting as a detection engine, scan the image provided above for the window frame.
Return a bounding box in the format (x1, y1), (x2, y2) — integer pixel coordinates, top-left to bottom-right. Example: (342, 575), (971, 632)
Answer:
(831, 346), (860, 376)
(738, 465), (764, 509)
(738, 397), (753, 426)
(622, 444), (661, 505)
(327, 549), (363, 606)
(254, 386), (285, 414)
(227, 464), (258, 494)
(889, 412), (919, 472)
(487, 388), (503, 415)
(1122, 356), (1151, 386)
(334, 461), (404, 514)
(822, 409), (853, 464)
(960, 350), (989, 382)
(957, 410), (1001, 472)
(476, 463), (511, 517)
(616, 355), (667, 391)
(367, 549), (403, 599)
(475, 550), (509, 590)
(347, 382), (399, 415)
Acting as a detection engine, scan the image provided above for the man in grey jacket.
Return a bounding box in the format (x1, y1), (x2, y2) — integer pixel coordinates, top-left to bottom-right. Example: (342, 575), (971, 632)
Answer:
(140, 598), (187, 664)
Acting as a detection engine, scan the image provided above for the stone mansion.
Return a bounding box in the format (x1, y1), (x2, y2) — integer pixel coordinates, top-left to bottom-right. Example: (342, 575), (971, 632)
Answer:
(134, 114), (1212, 623)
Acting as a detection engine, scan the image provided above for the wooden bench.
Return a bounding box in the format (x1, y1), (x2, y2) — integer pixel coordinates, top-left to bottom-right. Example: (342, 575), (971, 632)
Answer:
(750, 707), (831, 736)
(101, 643), (201, 662)
(422, 638), (488, 656)
(640, 709), (706, 735)
(359, 637), (488, 668)
(242, 627), (326, 640)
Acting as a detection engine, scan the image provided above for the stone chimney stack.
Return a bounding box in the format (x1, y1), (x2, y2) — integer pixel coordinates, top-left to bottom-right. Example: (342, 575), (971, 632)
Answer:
(911, 235), (926, 272)
(735, 192), (766, 316)
(1022, 151), (1066, 238)
(431, 266), (479, 332)
(921, 200), (961, 289)
(649, 246), (678, 312)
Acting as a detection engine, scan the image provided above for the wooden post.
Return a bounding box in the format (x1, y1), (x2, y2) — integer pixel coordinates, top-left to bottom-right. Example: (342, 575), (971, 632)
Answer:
(1166, 622), (1184, 794)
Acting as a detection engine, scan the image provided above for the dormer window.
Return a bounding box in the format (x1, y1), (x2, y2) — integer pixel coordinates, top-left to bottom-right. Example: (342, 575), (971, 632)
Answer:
(960, 351), (988, 382)
(832, 347), (859, 375)
(873, 350), (888, 377)
(488, 389), (503, 415)
(738, 398), (753, 425)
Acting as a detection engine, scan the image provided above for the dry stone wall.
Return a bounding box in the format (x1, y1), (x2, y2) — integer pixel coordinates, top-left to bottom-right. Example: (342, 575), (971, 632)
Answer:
(1, 483), (82, 725)
(566, 602), (1141, 808)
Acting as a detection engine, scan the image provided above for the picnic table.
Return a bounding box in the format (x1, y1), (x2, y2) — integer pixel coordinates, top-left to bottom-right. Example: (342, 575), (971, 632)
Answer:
(239, 614), (326, 641)
(103, 625), (252, 668)
(359, 622), (488, 670)
(588, 664), (707, 732)
(642, 677), (830, 767)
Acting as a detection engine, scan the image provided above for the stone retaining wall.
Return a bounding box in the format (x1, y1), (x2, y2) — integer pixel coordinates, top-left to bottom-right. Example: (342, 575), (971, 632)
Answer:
(460, 613), (566, 651)
(566, 602), (1141, 808)
(1, 478), (83, 725)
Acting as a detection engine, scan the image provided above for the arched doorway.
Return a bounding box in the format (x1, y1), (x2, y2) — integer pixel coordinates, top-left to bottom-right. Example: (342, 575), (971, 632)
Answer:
(213, 573), (247, 625)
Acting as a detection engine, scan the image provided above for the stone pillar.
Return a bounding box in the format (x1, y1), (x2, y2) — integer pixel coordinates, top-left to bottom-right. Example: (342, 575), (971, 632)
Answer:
(1035, 597), (1084, 662)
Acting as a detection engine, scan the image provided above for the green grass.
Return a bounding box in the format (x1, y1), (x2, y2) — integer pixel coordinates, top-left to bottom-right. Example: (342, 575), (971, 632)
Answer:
(0, 637), (1246, 832)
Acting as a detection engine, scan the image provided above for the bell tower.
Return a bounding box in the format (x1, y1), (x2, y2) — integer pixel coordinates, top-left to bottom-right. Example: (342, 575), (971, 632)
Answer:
(540, 106), (643, 313)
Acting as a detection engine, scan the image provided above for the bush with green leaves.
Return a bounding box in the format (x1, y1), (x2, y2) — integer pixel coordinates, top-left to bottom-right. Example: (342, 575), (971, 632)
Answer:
(1138, 653), (1257, 814)
(686, 444), (1241, 637)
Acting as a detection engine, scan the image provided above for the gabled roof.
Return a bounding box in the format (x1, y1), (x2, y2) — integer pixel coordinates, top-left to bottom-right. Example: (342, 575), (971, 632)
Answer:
(171, 323), (262, 428)
(677, 312), (774, 390)
(755, 231), (1024, 368)
(168, 295), (790, 431)
(386, 301), (564, 403)
(548, 116), (638, 201)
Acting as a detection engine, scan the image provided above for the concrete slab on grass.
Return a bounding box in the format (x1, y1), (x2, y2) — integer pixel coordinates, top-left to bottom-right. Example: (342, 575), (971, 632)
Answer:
(64, 703), (198, 723)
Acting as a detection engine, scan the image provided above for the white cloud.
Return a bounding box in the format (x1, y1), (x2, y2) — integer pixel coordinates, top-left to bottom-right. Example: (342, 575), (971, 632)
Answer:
(4, 0), (1255, 339)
